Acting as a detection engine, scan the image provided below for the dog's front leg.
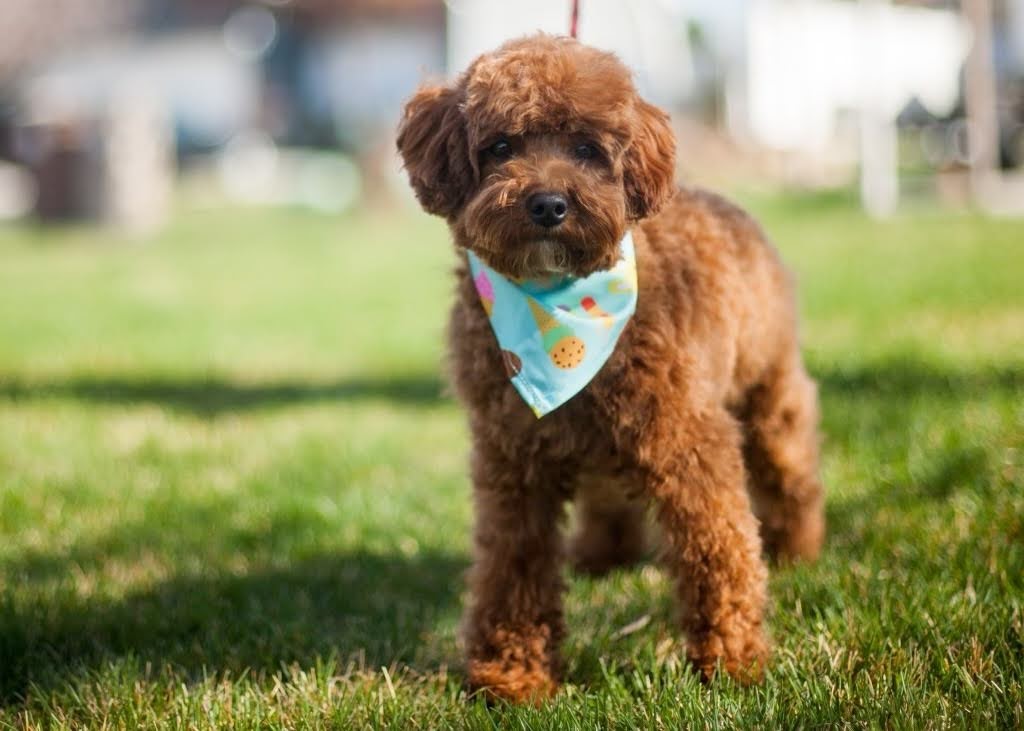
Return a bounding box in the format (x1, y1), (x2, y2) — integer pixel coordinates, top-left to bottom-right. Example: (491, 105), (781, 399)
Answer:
(641, 406), (770, 682)
(462, 445), (567, 703)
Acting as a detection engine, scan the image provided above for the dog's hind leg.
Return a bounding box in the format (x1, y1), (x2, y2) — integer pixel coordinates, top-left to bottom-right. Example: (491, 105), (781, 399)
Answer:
(740, 355), (825, 563)
(569, 474), (650, 576)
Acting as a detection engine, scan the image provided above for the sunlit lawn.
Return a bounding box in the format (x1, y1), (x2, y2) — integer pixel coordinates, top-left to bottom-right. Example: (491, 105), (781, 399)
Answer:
(1, 191), (1021, 728)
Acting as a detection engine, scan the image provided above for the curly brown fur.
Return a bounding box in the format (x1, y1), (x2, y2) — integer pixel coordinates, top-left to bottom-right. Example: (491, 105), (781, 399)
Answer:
(397, 34), (825, 702)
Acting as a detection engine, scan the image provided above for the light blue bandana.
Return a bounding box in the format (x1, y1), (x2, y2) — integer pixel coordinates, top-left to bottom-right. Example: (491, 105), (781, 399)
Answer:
(466, 233), (638, 417)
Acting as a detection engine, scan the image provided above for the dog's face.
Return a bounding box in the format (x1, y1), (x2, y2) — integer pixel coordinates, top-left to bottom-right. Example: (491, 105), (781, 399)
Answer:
(397, 35), (676, 279)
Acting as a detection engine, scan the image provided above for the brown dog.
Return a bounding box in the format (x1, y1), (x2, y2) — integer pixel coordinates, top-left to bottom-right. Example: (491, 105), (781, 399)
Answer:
(397, 34), (825, 702)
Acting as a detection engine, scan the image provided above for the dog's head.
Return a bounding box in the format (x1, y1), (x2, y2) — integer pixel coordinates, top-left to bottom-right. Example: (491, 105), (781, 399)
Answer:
(397, 34), (676, 279)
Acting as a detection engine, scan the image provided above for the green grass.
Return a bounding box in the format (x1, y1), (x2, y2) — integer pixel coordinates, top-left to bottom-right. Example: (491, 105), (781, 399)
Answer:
(0, 193), (1021, 729)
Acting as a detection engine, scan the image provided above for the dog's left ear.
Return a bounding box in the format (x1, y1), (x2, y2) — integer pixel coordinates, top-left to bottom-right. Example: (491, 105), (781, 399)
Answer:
(396, 83), (474, 220)
(622, 99), (677, 221)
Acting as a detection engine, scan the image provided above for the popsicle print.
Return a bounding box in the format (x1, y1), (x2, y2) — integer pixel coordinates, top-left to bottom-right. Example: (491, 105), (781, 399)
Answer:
(580, 295), (614, 328)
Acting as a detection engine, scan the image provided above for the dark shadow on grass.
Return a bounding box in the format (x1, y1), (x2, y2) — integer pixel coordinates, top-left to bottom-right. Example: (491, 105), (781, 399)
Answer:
(2, 359), (1018, 417)
(811, 358), (1024, 400)
(0, 373), (448, 416)
(0, 549), (467, 705)
(2, 357), (1021, 704)
(1, 493), (469, 704)
(810, 357), (1019, 520)
(822, 440), (992, 531)
(811, 358), (1020, 515)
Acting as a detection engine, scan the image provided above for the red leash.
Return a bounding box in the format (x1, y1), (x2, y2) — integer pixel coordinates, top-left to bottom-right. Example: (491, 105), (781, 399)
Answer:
(569, 0), (579, 38)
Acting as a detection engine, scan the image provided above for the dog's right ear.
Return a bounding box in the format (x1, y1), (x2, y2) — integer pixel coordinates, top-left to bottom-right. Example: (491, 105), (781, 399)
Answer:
(396, 84), (473, 219)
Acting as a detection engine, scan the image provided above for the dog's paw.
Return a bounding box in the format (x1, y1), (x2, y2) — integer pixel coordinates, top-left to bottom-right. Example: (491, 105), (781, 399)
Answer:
(686, 627), (770, 685)
(762, 503), (825, 565)
(466, 659), (558, 704)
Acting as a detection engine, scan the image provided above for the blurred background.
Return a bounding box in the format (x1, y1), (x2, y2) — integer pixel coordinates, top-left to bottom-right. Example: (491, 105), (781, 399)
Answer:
(0, 0), (1022, 229)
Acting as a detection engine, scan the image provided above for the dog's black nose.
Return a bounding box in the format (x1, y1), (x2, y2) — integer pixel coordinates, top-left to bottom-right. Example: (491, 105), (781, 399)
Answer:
(527, 192), (568, 228)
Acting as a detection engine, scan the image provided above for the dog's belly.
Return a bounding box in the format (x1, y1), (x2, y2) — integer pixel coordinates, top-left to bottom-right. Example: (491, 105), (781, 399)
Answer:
(571, 465), (641, 502)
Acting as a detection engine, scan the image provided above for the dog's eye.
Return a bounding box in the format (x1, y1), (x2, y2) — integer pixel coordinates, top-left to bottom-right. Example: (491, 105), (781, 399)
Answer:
(574, 142), (598, 161)
(488, 139), (512, 160)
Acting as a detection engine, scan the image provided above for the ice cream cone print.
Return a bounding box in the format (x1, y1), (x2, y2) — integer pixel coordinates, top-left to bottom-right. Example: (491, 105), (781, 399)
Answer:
(580, 296), (614, 328)
(474, 269), (495, 316)
(527, 297), (586, 369)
